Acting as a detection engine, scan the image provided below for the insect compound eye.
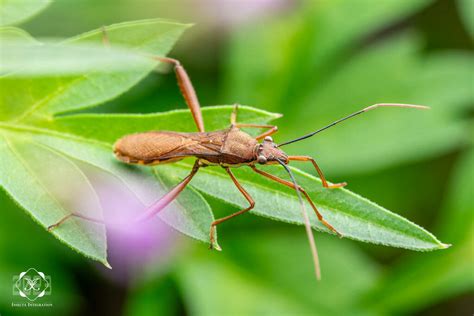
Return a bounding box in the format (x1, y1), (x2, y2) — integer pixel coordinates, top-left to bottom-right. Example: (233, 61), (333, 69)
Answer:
(257, 155), (267, 164)
(264, 136), (273, 142)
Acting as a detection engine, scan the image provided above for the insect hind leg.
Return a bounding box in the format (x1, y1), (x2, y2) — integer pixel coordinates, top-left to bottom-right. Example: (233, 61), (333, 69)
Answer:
(152, 57), (205, 133)
(48, 213), (104, 231)
(134, 160), (201, 223)
(101, 26), (205, 133)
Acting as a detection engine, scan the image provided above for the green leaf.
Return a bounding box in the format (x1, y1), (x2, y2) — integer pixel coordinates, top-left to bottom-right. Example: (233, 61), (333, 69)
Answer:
(1, 40), (155, 76)
(0, 28), (40, 77)
(158, 158), (447, 251)
(0, 188), (77, 315)
(30, 129), (216, 247)
(0, 132), (108, 265)
(0, 120), (215, 264)
(0, 19), (189, 121)
(154, 169), (217, 248)
(0, 17), (447, 266)
(42, 105), (282, 143)
(0, 0), (51, 26)
(0, 26), (37, 41)
(29, 97), (446, 251)
(0, 19), (198, 265)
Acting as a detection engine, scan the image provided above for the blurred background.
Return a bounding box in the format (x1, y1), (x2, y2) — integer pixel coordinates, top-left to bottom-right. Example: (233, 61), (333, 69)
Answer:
(1, 0), (473, 315)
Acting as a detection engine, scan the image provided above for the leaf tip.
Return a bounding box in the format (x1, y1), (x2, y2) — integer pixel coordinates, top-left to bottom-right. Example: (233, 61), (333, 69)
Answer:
(103, 261), (113, 269)
(212, 241), (222, 251)
(439, 243), (452, 249)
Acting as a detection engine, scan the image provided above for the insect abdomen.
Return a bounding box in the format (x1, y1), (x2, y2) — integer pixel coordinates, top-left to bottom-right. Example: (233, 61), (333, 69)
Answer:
(114, 131), (190, 165)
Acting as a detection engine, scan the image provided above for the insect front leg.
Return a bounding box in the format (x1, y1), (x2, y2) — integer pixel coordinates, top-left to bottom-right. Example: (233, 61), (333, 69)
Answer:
(251, 166), (343, 237)
(230, 103), (239, 124)
(231, 104), (278, 140)
(209, 168), (255, 251)
(288, 156), (347, 189)
(237, 124), (278, 141)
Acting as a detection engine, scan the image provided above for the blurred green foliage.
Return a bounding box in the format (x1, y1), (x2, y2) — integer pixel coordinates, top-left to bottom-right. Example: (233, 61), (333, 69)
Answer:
(1, 0), (473, 315)
(225, 0), (473, 175)
(0, 0), (51, 27)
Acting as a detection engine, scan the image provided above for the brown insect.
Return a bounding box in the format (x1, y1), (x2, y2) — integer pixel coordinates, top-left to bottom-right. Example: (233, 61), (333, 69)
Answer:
(48, 30), (428, 278)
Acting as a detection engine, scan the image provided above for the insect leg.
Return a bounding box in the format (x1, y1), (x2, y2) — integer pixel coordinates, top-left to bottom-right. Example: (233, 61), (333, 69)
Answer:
(152, 57), (205, 133)
(48, 161), (201, 230)
(101, 26), (110, 46)
(230, 103), (239, 124)
(231, 104), (278, 140)
(288, 156), (347, 189)
(99, 27), (204, 133)
(235, 123), (278, 141)
(135, 161), (200, 223)
(209, 168), (255, 250)
(251, 166), (342, 237)
(48, 213), (104, 231)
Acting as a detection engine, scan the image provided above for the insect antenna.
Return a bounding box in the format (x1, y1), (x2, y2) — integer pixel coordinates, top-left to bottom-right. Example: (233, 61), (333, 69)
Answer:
(276, 158), (321, 280)
(278, 103), (429, 147)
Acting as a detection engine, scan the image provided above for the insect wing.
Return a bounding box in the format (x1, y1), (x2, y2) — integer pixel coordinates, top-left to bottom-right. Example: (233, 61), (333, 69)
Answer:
(114, 131), (223, 164)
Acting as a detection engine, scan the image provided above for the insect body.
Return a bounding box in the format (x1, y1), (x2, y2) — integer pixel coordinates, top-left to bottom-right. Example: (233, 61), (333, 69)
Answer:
(48, 31), (429, 279)
(114, 126), (277, 167)
(113, 59), (428, 280)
